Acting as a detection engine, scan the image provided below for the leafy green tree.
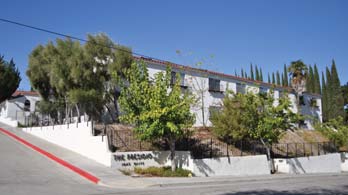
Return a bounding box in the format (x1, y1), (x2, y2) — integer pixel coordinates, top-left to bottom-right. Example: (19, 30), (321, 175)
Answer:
(316, 117), (348, 149)
(27, 34), (132, 123)
(0, 56), (21, 103)
(211, 90), (299, 172)
(119, 62), (195, 171)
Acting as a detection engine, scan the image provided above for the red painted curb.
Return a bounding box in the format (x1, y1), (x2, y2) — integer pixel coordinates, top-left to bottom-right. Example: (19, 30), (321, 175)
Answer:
(0, 128), (100, 184)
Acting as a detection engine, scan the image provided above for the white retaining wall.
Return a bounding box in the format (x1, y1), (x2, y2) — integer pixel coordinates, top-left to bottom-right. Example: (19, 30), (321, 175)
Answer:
(22, 122), (112, 167)
(274, 153), (342, 174)
(112, 151), (270, 177)
(0, 116), (17, 127)
(112, 151), (193, 171)
(341, 153), (348, 172)
(192, 155), (270, 177)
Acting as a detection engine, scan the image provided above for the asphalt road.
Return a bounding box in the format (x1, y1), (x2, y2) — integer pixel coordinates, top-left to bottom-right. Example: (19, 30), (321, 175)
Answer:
(1, 130), (348, 195)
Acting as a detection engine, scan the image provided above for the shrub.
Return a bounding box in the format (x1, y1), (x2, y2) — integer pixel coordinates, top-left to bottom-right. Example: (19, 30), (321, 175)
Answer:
(134, 166), (193, 177)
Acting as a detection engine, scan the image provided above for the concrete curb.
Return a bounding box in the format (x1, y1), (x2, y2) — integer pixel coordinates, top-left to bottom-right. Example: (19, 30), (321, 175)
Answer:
(0, 127), (100, 184)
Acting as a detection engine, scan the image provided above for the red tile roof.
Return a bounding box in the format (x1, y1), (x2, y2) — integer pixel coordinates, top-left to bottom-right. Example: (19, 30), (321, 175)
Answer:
(134, 56), (292, 90)
(12, 90), (39, 97)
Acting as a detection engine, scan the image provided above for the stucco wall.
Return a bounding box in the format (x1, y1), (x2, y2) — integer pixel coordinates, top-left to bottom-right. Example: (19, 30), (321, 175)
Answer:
(22, 122), (112, 166)
(192, 155), (270, 177)
(274, 153), (341, 174)
(341, 153), (348, 172)
(111, 151), (193, 170)
(0, 115), (18, 127)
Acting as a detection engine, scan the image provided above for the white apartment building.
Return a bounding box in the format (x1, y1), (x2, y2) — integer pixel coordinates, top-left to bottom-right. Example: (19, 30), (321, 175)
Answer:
(137, 57), (322, 130)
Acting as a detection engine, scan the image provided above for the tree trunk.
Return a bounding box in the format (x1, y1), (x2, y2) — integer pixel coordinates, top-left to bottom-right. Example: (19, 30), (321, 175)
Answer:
(201, 90), (205, 127)
(169, 137), (176, 172)
(75, 104), (80, 123)
(260, 138), (275, 173)
(113, 88), (120, 123)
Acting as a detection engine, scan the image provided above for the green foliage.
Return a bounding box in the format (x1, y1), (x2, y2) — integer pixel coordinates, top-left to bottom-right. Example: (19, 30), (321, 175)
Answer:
(250, 63), (254, 80)
(119, 62), (195, 140)
(276, 71), (281, 85)
(0, 56), (21, 103)
(211, 90), (299, 145)
(316, 117), (348, 149)
(27, 33), (133, 121)
(313, 64), (321, 94)
(288, 60), (307, 94)
(283, 64), (289, 87)
(134, 166), (193, 177)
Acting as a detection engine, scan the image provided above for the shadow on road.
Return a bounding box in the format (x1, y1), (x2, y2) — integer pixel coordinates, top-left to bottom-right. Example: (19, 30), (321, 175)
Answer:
(223, 186), (348, 195)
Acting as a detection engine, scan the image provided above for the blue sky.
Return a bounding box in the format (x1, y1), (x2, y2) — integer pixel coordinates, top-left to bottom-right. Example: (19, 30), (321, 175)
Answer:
(1, 0), (347, 90)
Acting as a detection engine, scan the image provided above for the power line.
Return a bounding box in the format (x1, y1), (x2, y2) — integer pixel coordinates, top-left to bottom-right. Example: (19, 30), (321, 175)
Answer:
(0, 18), (162, 61)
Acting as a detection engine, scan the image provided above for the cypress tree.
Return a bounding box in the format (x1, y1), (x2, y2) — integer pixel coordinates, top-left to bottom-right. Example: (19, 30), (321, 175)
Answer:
(268, 73), (271, 83)
(330, 60), (345, 118)
(313, 64), (321, 94)
(321, 71), (327, 122)
(326, 66), (332, 120)
(276, 71), (281, 85)
(272, 72), (275, 84)
(306, 66), (314, 93)
(281, 74), (284, 86)
(250, 64), (254, 80)
(283, 64), (289, 86)
(260, 67), (263, 82)
(255, 65), (260, 81)
(241, 68), (244, 78)
(235, 69), (238, 76)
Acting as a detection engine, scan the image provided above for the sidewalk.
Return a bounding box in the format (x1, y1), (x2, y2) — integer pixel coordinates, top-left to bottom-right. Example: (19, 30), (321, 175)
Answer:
(0, 122), (152, 189)
(0, 122), (346, 189)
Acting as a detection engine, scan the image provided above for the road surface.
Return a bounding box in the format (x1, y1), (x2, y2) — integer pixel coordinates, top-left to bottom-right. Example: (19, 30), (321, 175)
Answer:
(1, 129), (348, 195)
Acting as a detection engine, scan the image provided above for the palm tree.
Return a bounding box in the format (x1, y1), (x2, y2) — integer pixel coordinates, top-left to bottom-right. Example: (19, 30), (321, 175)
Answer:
(288, 60), (308, 113)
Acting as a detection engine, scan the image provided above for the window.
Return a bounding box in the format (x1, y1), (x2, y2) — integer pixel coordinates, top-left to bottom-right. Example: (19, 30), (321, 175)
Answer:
(170, 71), (186, 87)
(259, 87), (268, 95)
(209, 106), (221, 120)
(299, 95), (305, 106)
(236, 83), (246, 94)
(24, 100), (30, 112)
(209, 78), (221, 92)
(310, 98), (318, 108)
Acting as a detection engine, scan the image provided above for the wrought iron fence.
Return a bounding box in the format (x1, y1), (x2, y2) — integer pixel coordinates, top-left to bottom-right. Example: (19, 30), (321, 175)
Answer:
(106, 126), (338, 159)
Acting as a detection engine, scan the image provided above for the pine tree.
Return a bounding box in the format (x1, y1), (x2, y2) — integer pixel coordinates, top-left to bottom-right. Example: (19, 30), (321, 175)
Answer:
(283, 64), (289, 86)
(329, 60), (345, 119)
(250, 64), (254, 80)
(255, 65), (260, 81)
(321, 71), (327, 122)
(272, 72), (276, 84)
(313, 64), (321, 94)
(268, 73), (271, 83)
(276, 71), (281, 85)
